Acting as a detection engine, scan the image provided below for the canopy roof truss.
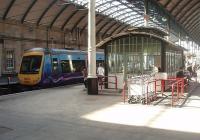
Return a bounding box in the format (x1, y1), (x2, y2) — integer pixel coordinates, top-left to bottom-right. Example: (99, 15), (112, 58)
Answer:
(0, 0), (199, 47)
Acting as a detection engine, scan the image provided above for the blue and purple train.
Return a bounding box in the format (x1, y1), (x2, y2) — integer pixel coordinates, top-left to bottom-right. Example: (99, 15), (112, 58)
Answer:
(18, 48), (104, 86)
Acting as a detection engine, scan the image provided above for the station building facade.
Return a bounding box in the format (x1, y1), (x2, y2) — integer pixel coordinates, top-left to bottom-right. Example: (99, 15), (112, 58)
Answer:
(97, 28), (184, 88)
(0, 22), (99, 77)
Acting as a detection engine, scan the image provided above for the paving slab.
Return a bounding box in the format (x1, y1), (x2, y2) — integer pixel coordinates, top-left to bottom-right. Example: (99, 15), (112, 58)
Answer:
(0, 84), (200, 140)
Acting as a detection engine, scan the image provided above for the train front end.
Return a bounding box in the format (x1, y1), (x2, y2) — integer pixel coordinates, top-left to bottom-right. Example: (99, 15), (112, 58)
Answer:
(18, 50), (44, 86)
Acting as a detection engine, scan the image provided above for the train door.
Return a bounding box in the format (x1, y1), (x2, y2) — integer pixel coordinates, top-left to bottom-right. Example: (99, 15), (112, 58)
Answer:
(51, 54), (61, 83)
(42, 54), (52, 84)
(70, 53), (86, 83)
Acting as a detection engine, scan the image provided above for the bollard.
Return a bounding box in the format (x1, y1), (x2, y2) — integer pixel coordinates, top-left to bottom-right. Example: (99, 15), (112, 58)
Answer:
(115, 76), (117, 90)
(8, 77), (11, 85)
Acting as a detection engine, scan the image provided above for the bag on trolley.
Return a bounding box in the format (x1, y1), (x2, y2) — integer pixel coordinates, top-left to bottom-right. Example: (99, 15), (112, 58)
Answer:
(127, 75), (152, 104)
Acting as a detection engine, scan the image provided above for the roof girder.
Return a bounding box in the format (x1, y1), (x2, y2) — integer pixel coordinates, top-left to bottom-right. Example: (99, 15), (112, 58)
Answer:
(96, 18), (114, 35)
(49, 4), (70, 28)
(187, 21), (200, 34)
(71, 14), (87, 32)
(183, 11), (200, 29)
(80, 14), (101, 35)
(179, 4), (200, 23)
(116, 25), (130, 34)
(175, 0), (199, 20)
(61, 3), (87, 30)
(97, 15), (144, 36)
(36, 0), (57, 26)
(61, 10), (79, 30)
(110, 24), (123, 35)
(110, 19), (144, 36)
(169, 0), (182, 13)
(102, 22), (119, 37)
(21, 0), (38, 23)
(164, 0), (171, 7)
(3, 0), (16, 20)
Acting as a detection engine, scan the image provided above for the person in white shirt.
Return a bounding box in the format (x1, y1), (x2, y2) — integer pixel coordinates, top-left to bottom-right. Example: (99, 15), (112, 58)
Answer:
(150, 64), (159, 78)
(97, 63), (105, 85)
(97, 63), (104, 76)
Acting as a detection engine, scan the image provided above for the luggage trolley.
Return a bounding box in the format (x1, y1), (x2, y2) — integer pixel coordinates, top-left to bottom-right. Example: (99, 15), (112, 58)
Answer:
(127, 75), (153, 104)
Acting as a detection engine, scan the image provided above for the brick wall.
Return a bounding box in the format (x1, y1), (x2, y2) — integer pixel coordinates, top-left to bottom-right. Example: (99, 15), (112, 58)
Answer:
(0, 21), (103, 75)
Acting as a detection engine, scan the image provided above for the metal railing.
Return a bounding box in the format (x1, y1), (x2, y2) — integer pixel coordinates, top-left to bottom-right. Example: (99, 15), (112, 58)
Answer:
(98, 75), (117, 93)
(122, 75), (186, 107)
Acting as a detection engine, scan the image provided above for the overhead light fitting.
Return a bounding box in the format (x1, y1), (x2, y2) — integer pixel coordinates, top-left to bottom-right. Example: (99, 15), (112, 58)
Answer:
(58, 0), (87, 11)
(162, 17), (167, 22)
(57, 0), (71, 6)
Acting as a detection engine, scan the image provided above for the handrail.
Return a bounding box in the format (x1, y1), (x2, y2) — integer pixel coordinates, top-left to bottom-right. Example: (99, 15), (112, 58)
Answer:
(98, 75), (118, 93)
(122, 75), (162, 104)
(122, 75), (186, 106)
(122, 81), (127, 103)
(146, 79), (162, 104)
(171, 78), (184, 107)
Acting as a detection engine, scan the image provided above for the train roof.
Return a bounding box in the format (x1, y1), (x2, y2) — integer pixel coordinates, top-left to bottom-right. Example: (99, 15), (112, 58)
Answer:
(24, 48), (104, 55)
(24, 48), (83, 53)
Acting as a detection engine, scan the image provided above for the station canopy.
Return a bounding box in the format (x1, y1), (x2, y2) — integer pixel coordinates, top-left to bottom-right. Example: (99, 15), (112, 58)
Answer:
(157, 0), (200, 46)
(0, 0), (199, 45)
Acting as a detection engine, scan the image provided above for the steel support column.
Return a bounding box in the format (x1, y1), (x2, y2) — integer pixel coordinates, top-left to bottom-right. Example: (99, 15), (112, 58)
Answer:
(87, 0), (98, 95)
(144, 0), (149, 27)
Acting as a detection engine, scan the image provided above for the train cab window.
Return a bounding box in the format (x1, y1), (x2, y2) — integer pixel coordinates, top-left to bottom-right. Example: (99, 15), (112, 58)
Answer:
(20, 55), (42, 74)
(61, 60), (71, 73)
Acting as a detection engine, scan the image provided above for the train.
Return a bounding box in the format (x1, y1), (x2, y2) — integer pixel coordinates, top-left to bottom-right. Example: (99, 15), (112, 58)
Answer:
(18, 48), (104, 86)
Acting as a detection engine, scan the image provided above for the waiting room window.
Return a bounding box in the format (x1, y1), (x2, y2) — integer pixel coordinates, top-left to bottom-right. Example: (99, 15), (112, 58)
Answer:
(6, 50), (14, 70)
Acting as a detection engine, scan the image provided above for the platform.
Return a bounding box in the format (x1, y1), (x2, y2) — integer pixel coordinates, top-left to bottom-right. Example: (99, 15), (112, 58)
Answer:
(0, 83), (200, 140)
(0, 76), (19, 86)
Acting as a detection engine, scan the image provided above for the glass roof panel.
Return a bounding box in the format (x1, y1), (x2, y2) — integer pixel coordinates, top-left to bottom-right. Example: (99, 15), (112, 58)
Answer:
(62, 0), (199, 46)
(66, 0), (169, 30)
(66, 0), (145, 28)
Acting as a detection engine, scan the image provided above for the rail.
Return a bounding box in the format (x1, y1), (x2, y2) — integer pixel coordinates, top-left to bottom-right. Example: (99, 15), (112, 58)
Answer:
(122, 75), (156, 104)
(155, 77), (185, 106)
(122, 81), (127, 103)
(122, 76), (186, 106)
(0, 76), (19, 86)
(146, 79), (163, 104)
(98, 75), (117, 93)
(171, 78), (184, 107)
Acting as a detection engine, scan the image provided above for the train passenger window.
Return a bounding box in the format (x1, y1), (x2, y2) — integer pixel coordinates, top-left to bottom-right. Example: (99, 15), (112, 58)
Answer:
(52, 58), (59, 73)
(72, 60), (85, 72)
(61, 60), (71, 73)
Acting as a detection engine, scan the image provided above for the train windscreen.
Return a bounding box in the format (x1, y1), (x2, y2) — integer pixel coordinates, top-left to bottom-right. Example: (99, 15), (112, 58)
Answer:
(20, 55), (42, 74)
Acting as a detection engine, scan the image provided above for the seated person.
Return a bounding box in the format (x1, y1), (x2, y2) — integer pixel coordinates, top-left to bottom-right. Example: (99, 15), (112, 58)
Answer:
(187, 66), (193, 76)
(176, 67), (185, 78)
(151, 65), (158, 76)
(81, 67), (88, 88)
(176, 66), (189, 84)
(158, 67), (162, 72)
